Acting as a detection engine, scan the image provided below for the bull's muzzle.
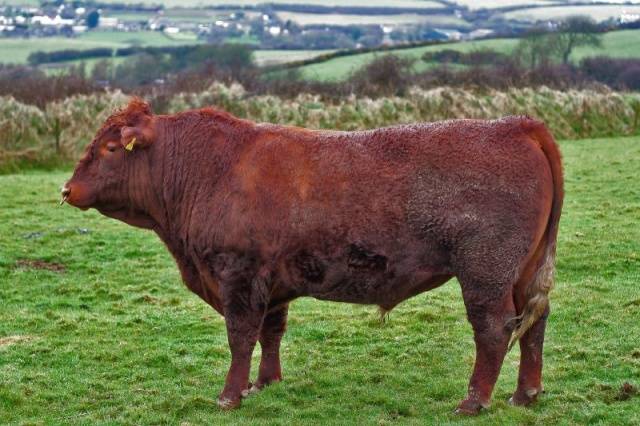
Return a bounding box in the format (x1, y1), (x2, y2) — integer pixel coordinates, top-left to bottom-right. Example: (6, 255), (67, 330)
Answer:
(60, 186), (70, 205)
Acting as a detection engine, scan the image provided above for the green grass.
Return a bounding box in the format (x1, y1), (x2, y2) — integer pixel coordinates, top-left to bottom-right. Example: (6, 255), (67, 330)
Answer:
(298, 29), (640, 81)
(94, 0), (444, 7)
(275, 12), (468, 27)
(502, 5), (640, 22)
(0, 31), (201, 65)
(0, 37), (124, 65)
(451, 0), (559, 9)
(76, 30), (201, 47)
(1, 135), (639, 424)
(253, 49), (337, 66)
(299, 38), (518, 81)
(40, 56), (130, 76)
(572, 29), (640, 62)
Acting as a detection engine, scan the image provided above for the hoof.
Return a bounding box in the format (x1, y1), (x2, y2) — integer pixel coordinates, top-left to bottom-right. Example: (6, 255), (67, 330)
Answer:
(241, 384), (262, 397)
(455, 399), (488, 416)
(217, 396), (241, 410)
(510, 388), (542, 406)
(252, 376), (282, 392)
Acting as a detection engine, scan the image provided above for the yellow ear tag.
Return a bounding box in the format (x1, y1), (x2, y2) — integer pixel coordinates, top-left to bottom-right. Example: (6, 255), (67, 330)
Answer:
(125, 137), (136, 151)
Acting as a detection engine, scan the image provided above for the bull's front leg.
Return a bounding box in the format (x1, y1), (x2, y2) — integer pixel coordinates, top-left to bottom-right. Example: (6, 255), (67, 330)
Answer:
(216, 259), (271, 410)
(251, 303), (289, 392)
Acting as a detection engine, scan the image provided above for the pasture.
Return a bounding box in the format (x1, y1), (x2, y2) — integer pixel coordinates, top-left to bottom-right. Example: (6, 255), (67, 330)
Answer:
(298, 29), (640, 81)
(1, 135), (639, 424)
(274, 12), (469, 28)
(0, 31), (200, 65)
(501, 5), (640, 22)
(91, 0), (444, 7)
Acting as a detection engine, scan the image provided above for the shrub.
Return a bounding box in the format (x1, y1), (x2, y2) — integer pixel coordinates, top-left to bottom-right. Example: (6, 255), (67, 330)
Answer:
(2, 83), (639, 171)
(349, 54), (415, 97)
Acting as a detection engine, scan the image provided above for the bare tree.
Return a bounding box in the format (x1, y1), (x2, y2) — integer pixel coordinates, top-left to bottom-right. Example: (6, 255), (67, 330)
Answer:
(555, 16), (602, 64)
(514, 27), (557, 69)
(515, 17), (602, 69)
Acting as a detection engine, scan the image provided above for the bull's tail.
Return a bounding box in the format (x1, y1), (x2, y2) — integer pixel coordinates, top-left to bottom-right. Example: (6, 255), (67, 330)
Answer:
(508, 119), (564, 350)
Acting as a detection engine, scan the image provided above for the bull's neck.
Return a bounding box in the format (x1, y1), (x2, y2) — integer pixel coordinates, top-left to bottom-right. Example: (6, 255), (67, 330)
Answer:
(121, 143), (168, 231)
(153, 116), (244, 242)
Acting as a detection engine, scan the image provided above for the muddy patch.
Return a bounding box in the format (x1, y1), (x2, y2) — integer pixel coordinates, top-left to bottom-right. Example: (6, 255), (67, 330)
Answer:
(0, 335), (33, 348)
(15, 259), (65, 272)
(615, 382), (638, 401)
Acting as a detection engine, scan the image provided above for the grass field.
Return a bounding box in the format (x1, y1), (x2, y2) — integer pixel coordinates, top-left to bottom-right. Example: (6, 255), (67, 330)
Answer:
(94, 0), (444, 7)
(0, 37), (124, 65)
(275, 12), (469, 27)
(502, 5), (640, 22)
(299, 38), (519, 81)
(0, 31), (201, 65)
(452, 0), (640, 8)
(253, 49), (336, 67)
(451, 0), (559, 9)
(1, 135), (639, 424)
(77, 30), (200, 47)
(298, 29), (640, 81)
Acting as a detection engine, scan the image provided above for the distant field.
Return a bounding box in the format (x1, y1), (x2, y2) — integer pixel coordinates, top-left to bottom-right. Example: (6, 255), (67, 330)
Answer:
(37, 49), (331, 74)
(298, 29), (640, 81)
(276, 12), (469, 28)
(40, 57), (129, 76)
(253, 49), (336, 67)
(0, 37), (123, 65)
(0, 31), (201, 65)
(94, 0), (444, 7)
(0, 0), (38, 5)
(571, 29), (640, 61)
(451, 0), (559, 9)
(452, 0), (640, 8)
(77, 31), (201, 47)
(298, 38), (518, 81)
(502, 5), (640, 22)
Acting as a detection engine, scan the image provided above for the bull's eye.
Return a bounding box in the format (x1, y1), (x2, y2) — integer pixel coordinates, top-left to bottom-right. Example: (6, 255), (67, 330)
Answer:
(106, 142), (118, 153)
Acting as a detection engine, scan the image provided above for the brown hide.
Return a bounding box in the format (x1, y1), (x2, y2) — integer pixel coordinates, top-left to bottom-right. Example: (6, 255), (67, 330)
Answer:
(64, 102), (563, 413)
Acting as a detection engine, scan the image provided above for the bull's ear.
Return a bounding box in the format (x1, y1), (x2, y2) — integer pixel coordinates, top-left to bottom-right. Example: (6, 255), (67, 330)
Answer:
(121, 122), (155, 151)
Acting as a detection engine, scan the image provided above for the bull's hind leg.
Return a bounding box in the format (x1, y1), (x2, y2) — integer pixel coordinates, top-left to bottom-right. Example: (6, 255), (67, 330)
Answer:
(510, 240), (550, 406)
(456, 278), (516, 415)
(251, 303), (289, 392)
(510, 306), (548, 406)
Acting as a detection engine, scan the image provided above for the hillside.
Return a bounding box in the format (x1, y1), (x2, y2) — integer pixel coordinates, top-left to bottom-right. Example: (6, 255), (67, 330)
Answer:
(297, 29), (640, 81)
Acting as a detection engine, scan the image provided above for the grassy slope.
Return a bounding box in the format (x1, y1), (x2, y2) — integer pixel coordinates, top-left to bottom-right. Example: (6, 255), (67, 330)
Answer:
(300, 38), (519, 81)
(93, 0), (444, 7)
(299, 29), (640, 81)
(1, 135), (639, 424)
(0, 31), (201, 65)
(253, 49), (337, 67)
(0, 37), (124, 65)
(274, 12), (469, 27)
(502, 5), (640, 22)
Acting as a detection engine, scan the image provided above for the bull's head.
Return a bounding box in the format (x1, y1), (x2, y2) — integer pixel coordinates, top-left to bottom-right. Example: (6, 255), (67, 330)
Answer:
(62, 98), (159, 229)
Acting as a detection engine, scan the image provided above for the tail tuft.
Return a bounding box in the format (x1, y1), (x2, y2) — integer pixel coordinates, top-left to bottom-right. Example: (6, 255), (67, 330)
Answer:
(508, 250), (555, 350)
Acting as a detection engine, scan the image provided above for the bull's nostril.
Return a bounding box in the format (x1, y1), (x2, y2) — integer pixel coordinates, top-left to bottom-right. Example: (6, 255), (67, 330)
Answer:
(60, 186), (71, 205)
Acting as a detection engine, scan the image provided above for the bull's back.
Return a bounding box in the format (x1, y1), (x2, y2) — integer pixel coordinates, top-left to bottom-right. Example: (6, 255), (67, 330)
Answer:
(236, 118), (552, 239)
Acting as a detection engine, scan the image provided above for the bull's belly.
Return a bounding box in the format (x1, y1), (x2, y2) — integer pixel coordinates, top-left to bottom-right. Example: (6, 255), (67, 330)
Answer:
(285, 242), (452, 307)
(302, 264), (451, 307)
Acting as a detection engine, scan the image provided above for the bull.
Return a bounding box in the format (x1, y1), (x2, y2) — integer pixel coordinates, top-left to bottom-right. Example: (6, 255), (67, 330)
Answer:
(63, 99), (563, 414)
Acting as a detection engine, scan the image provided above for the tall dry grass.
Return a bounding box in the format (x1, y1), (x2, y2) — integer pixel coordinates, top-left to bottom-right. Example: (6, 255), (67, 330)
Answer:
(1, 83), (639, 171)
